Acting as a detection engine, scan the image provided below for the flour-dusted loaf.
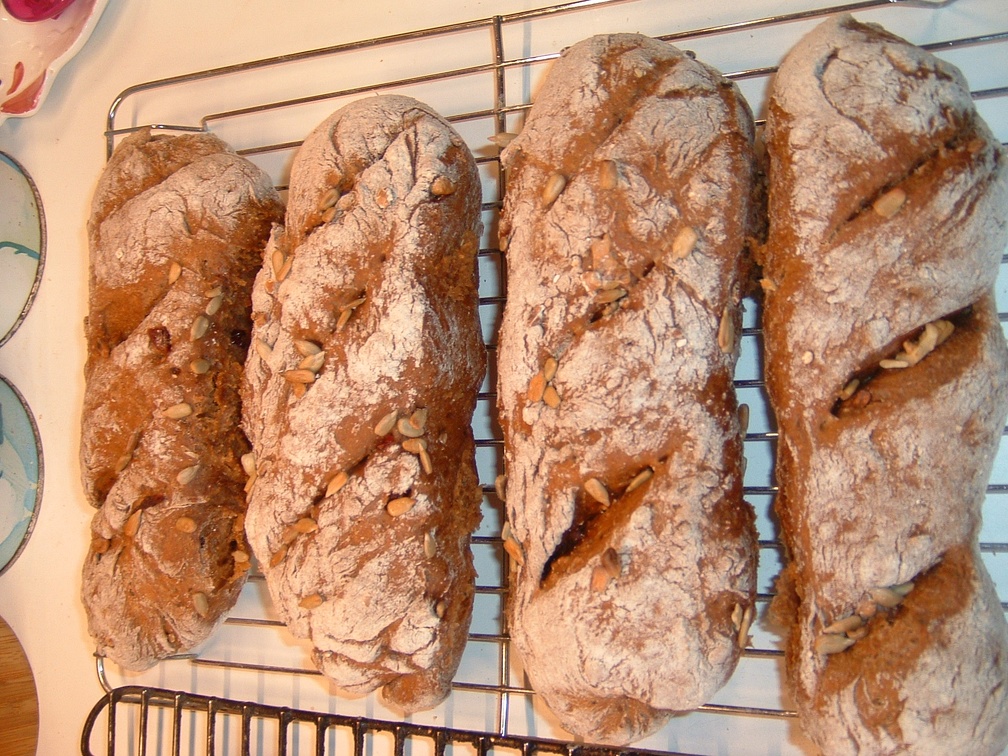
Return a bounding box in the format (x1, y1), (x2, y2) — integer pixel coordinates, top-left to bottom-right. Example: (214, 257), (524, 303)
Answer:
(760, 16), (1008, 753)
(496, 34), (760, 745)
(241, 95), (485, 713)
(81, 129), (284, 670)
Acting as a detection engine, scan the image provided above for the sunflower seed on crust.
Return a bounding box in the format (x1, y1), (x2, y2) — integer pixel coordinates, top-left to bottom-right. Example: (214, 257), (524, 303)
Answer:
(527, 371), (547, 403)
(254, 338), (273, 362)
(205, 293), (224, 316)
(824, 614), (864, 635)
(162, 402), (193, 420)
(284, 369), (316, 385)
(718, 307), (734, 353)
(190, 358), (211, 375)
(431, 176), (456, 196)
(424, 531), (437, 558)
(240, 452), (256, 477)
(293, 517), (318, 534)
(584, 477), (610, 507)
(373, 410), (398, 437)
(542, 385), (561, 409)
(190, 315), (210, 341)
(737, 605), (754, 648)
(541, 171), (567, 208)
(294, 339), (322, 357)
(387, 496), (416, 517)
(299, 593), (324, 609)
(590, 565), (612, 592)
(872, 187), (907, 218)
(409, 408), (429, 432)
(269, 544), (288, 568)
(419, 447), (433, 475)
(543, 356), (558, 383)
(298, 351), (325, 373)
(815, 633), (856, 656)
(168, 261), (183, 285)
(871, 586), (906, 608)
(502, 536), (524, 566)
(397, 417), (425, 439)
(625, 467), (653, 493)
(402, 437), (428, 454)
(192, 592), (210, 618)
(325, 471), (348, 498)
(176, 464), (199, 486)
(672, 226), (699, 260)
(175, 516), (197, 534)
(494, 474), (507, 502)
(124, 509), (143, 538)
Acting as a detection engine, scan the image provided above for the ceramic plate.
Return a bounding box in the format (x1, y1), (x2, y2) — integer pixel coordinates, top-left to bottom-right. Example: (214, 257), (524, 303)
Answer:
(0, 0), (109, 122)
(0, 374), (42, 577)
(0, 151), (44, 347)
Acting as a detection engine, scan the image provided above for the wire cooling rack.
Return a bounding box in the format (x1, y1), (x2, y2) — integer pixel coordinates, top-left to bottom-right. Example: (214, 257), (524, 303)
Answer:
(82, 0), (1008, 753)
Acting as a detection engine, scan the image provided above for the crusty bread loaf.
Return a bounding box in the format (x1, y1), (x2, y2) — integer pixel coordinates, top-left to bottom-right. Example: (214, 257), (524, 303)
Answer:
(760, 16), (1008, 753)
(496, 34), (759, 745)
(241, 95), (484, 713)
(81, 129), (284, 671)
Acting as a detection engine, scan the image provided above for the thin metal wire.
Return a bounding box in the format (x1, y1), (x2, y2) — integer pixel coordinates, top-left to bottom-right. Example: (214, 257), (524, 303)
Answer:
(86, 0), (1008, 753)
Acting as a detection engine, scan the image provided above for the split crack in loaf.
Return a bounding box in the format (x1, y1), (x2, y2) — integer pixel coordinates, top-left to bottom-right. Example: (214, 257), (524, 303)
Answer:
(496, 33), (759, 745)
(241, 94), (485, 714)
(759, 16), (1008, 754)
(80, 129), (284, 670)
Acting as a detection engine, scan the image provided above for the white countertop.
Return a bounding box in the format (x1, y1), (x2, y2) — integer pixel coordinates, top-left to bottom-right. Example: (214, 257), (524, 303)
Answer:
(0, 1), (1005, 754)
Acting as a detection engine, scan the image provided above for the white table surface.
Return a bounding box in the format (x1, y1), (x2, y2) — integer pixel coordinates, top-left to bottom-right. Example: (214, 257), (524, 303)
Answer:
(0, 1), (1005, 754)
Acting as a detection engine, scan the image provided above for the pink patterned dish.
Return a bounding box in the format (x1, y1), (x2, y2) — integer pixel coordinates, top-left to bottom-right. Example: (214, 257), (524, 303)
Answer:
(0, 0), (108, 122)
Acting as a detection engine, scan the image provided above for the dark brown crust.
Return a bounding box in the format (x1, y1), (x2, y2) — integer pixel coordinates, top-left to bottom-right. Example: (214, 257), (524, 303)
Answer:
(761, 16), (1008, 753)
(80, 129), (284, 670)
(497, 34), (759, 745)
(241, 95), (485, 714)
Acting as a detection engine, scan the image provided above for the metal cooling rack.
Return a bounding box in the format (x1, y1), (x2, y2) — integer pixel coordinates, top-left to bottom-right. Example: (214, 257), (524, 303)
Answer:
(82, 0), (1008, 753)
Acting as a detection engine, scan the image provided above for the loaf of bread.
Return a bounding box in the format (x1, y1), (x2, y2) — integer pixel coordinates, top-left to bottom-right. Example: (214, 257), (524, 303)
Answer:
(496, 34), (759, 745)
(241, 95), (485, 713)
(81, 129), (284, 670)
(760, 16), (1008, 753)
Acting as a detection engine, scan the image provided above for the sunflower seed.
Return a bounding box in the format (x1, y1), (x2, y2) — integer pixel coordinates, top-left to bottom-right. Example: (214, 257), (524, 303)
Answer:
(590, 566), (612, 592)
(600, 547), (621, 578)
(435, 600), (447, 618)
(271, 248), (287, 280)
(815, 633), (856, 655)
(737, 605), (754, 649)
(240, 452), (256, 477)
(872, 187), (907, 218)
(177, 465), (199, 485)
(336, 308), (353, 332)
(487, 132), (518, 148)
(599, 160), (619, 190)
(254, 338), (273, 362)
(294, 339), (322, 357)
(541, 171), (567, 208)
(543, 356), (558, 383)
(387, 497), (416, 517)
(672, 226), (699, 260)
(339, 296), (367, 312)
(879, 358), (909, 370)
(168, 261), (183, 285)
(269, 544), (288, 567)
(542, 384), (561, 408)
(502, 535), (524, 566)
(326, 471), (349, 497)
(584, 477), (610, 507)
(319, 187), (340, 211)
(431, 176), (455, 196)
(190, 358), (211, 375)
(596, 287), (627, 304)
(284, 369), (316, 385)
(162, 402), (193, 420)
(494, 474), (507, 502)
(870, 586), (906, 608)
(424, 531), (437, 558)
(124, 509), (143, 538)
(738, 403), (750, 436)
(293, 517), (318, 534)
(321, 206), (337, 224)
(402, 437), (428, 454)
(190, 315), (210, 341)
(374, 410), (399, 437)
(409, 408), (429, 432)
(175, 516), (197, 534)
(298, 351), (325, 373)
(824, 614), (864, 635)
(397, 417), (425, 439)
(718, 307), (734, 353)
(891, 581), (914, 597)
(232, 549), (250, 564)
(192, 592), (210, 618)
(299, 593), (324, 609)
(625, 467), (653, 493)
(205, 293), (224, 316)
(527, 371), (546, 403)
(839, 379), (860, 401)
(419, 447), (433, 475)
